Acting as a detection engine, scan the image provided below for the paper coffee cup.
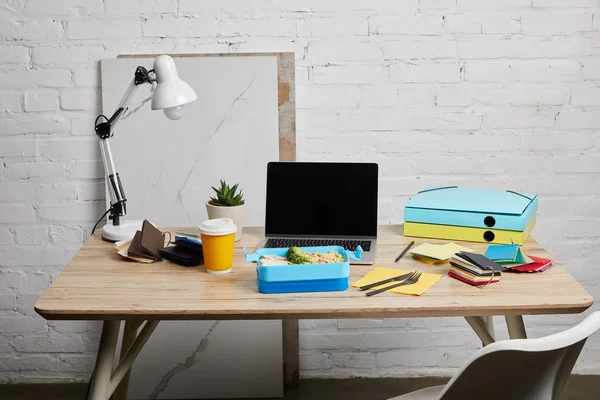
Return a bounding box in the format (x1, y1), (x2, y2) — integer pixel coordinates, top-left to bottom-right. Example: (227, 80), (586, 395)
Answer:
(199, 218), (237, 274)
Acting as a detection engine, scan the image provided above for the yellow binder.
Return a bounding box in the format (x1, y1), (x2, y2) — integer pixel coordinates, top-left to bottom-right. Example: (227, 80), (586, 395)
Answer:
(403, 215), (536, 245)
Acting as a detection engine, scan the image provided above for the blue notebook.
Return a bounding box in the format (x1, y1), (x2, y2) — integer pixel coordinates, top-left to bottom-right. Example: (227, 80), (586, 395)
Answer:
(485, 244), (525, 262)
(404, 187), (537, 231)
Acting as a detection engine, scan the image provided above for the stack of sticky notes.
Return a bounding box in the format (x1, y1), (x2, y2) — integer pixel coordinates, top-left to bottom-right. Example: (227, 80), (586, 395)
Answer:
(410, 242), (473, 264)
(449, 252), (503, 286)
(484, 244), (552, 273)
(404, 187), (538, 245)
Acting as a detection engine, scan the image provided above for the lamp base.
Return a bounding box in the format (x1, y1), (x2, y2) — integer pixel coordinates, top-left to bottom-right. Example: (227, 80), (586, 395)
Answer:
(101, 220), (143, 242)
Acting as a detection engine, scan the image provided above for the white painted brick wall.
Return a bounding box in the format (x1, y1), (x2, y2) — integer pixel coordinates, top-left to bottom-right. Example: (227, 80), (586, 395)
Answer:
(1, 0), (599, 383)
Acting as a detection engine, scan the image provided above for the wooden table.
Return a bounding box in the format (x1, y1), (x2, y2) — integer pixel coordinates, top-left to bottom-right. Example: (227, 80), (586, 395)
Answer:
(35, 226), (593, 400)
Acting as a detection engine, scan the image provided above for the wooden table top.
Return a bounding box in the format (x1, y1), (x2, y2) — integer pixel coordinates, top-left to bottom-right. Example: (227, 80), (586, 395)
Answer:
(35, 226), (593, 321)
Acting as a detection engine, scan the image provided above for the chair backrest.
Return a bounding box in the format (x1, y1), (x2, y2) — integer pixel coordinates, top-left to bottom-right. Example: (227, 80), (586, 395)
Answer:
(438, 312), (600, 400)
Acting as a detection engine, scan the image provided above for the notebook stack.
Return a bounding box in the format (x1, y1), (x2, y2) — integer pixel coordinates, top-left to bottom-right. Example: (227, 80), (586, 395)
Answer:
(449, 251), (503, 286)
(159, 232), (204, 267)
(485, 244), (552, 273)
(404, 187), (538, 245)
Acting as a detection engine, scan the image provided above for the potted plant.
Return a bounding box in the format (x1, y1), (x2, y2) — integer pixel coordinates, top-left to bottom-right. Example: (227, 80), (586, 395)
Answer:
(206, 180), (245, 242)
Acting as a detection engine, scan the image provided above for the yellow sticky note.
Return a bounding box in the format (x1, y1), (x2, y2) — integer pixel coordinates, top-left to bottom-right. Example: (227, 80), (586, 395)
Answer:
(411, 242), (473, 261)
(439, 243), (473, 257)
(352, 267), (442, 296)
(412, 254), (447, 265)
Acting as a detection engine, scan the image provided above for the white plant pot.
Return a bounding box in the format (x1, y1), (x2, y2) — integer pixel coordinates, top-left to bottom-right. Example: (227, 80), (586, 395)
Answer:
(205, 201), (245, 242)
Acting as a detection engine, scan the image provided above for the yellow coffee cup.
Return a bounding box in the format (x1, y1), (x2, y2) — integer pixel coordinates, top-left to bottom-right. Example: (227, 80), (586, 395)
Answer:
(199, 218), (237, 274)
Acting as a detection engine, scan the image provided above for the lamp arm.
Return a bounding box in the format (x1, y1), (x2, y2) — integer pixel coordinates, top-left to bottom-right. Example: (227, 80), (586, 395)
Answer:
(95, 66), (153, 226)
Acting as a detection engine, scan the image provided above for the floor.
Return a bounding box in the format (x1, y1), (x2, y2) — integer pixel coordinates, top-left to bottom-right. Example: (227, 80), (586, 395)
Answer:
(1, 376), (598, 400)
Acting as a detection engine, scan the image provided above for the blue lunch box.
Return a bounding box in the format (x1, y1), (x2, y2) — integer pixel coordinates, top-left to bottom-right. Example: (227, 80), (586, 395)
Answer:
(244, 245), (363, 294)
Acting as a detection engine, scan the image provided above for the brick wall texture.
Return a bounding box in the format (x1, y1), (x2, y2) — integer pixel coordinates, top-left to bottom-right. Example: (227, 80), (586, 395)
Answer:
(0, 0), (599, 383)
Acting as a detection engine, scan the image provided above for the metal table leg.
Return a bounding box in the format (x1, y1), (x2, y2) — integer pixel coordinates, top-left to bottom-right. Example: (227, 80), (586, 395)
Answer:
(89, 320), (121, 400)
(108, 320), (159, 395)
(506, 315), (527, 339)
(114, 321), (142, 400)
(465, 316), (496, 346)
(481, 316), (495, 341)
(87, 320), (159, 400)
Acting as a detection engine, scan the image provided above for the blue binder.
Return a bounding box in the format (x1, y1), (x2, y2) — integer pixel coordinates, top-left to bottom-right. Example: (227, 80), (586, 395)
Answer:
(404, 187), (538, 231)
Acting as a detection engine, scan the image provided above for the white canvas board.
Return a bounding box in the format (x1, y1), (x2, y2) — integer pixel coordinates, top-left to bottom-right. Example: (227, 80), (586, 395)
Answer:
(101, 55), (282, 399)
(101, 55), (279, 227)
(123, 321), (283, 399)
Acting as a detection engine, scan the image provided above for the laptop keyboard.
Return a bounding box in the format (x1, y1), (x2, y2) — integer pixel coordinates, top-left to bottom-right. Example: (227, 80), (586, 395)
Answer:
(264, 238), (371, 252)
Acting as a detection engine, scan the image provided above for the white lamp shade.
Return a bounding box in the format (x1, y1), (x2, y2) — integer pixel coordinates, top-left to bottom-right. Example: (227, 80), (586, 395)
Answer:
(151, 55), (198, 110)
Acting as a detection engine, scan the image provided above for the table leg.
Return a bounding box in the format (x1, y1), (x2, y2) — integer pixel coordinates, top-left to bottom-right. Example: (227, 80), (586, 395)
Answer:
(282, 319), (299, 390)
(505, 315), (527, 339)
(464, 316), (495, 346)
(108, 320), (160, 395)
(89, 320), (120, 400)
(114, 321), (142, 400)
(481, 316), (495, 341)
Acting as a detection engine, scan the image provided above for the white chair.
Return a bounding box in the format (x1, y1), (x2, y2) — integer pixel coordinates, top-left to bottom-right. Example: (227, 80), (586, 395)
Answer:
(389, 312), (600, 400)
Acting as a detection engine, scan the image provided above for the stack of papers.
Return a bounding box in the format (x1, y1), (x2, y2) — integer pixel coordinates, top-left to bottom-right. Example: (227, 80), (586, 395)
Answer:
(449, 252), (503, 286)
(484, 244), (553, 273)
(410, 242), (473, 264)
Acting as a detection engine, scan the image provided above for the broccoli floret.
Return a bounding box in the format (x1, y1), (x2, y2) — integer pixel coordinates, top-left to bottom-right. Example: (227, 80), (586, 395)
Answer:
(286, 246), (313, 264)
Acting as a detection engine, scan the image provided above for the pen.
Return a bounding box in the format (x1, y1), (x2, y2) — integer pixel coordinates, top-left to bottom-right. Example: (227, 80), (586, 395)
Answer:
(394, 241), (414, 263)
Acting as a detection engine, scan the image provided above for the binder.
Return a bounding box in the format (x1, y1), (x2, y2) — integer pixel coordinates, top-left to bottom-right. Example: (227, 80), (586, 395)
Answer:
(403, 215), (536, 245)
(404, 187), (538, 231)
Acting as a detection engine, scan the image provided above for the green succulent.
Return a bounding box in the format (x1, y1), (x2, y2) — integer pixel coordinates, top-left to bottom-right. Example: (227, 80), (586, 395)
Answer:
(210, 180), (245, 207)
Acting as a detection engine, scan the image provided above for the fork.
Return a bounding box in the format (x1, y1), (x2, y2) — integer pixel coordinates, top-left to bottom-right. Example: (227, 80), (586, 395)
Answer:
(365, 271), (423, 297)
(358, 271), (414, 291)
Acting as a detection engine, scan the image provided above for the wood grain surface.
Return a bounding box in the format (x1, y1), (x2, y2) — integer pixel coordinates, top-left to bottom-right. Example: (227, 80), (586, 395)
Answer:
(35, 226), (593, 320)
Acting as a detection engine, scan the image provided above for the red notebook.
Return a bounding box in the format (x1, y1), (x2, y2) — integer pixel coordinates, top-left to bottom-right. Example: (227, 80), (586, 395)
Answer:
(507, 255), (552, 273)
(448, 270), (500, 286)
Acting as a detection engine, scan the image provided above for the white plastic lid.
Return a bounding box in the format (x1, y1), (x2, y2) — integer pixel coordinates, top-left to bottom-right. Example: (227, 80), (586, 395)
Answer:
(199, 218), (237, 236)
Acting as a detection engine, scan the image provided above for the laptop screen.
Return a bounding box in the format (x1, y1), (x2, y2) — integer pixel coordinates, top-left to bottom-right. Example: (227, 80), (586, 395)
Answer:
(265, 162), (378, 238)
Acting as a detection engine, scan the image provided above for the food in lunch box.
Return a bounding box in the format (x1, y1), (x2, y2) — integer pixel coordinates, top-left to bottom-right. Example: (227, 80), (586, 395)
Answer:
(286, 246), (345, 265)
(259, 247), (346, 266)
(259, 255), (290, 266)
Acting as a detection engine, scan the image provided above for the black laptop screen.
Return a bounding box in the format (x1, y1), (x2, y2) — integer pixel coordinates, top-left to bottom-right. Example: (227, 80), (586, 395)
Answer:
(265, 162), (378, 237)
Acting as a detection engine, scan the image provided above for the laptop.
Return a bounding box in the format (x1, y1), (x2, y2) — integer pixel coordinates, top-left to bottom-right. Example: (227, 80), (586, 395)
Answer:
(258, 162), (379, 264)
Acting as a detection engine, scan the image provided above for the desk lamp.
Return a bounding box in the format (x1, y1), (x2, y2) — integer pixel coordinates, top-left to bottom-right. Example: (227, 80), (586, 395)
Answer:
(94, 55), (197, 242)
